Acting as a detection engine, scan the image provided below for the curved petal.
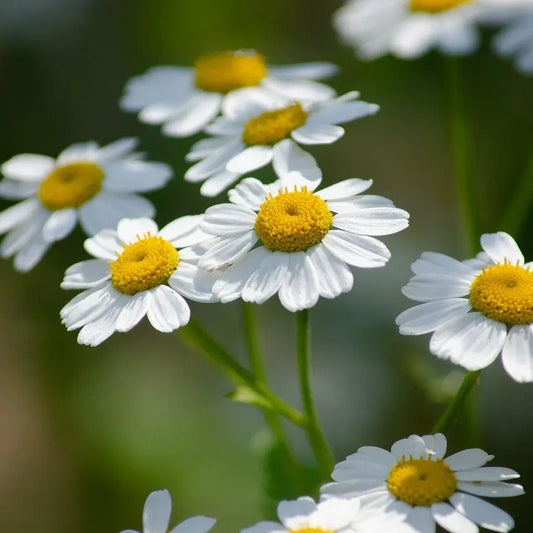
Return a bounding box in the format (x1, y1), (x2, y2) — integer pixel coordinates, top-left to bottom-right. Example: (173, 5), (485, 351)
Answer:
(227, 178), (269, 210)
(457, 481), (524, 498)
(291, 123), (344, 145)
(115, 292), (149, 332)
(431, 502), (478, 533)
(0, 179), (39, 199)
(199, 170), (241, 197)
(61, 259), (110, 289)
(480, 232), (524, 265)
(146, 285), (190, 332)
(278, 252), (320, 311)
(263, 77), (336, 103)
(117, 217), (159, 243)
(268, 62), (338, 80)
(241, 251), (288, 304)
(103, 160), (172, 193)
(171, 516), (216, 533)
(198, 231), (257, 270)
(202, 204), (256, 236)
(42, 208), (77, 242)
(143, 489), (172, 533)
(1, 153), (55, 182)
(272, 139), (321, 183)
(84, 229), (122, 260)
(333, 207), (409, 236)
(501, 325), (533, 383)
(322, 230), (390, 268)
(317, 178), (373, 200)
(0, 197), (41, 234)
(308, 100), (379, 125)
(226, 145), (273, 174)
(445, 449), (494, 472)
(306, 244), (353, 299)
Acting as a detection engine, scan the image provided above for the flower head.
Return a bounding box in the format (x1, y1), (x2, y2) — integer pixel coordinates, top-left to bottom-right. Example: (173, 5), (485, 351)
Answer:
(396, 231), (533, 382)
(60, 216), (218, 346)
(120, 49), (338, 138)
(120, 489), (215, 533)
(0, 138), (172, 271)
(185, 89), (379, 196)
(321, 433), (524, 533)
(198, 172), (409, 311)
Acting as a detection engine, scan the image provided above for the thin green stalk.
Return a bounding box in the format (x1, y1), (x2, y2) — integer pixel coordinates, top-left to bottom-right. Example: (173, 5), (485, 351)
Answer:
(242, 303), (299, 472)
(296, 309), (335, 480)
(431, 370), (481, 435)
(179, 319), (305, 426)
(445, 57), (480, 255)
(498, 152), (533, 236)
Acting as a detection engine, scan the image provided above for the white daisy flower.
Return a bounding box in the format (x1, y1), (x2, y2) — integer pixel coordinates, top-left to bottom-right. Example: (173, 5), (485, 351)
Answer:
(333, 0), (499, 60)
(120, 49), (339, 138)
(396, 231), (533, 382)
(60, 216), (218, 346)
(0, 138), (172, 272)
(241, 496), (358, 533)
(321, 433), (524, 533)
(493, 11), (533, 74)
(120, 489), (215, 533)
(198, 172), (409, 312)
(185, 88), (379, 197)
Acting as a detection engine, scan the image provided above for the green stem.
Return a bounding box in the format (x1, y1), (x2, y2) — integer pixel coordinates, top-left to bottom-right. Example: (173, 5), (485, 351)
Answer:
(296, 309), (335, 480)
(445, 57), (480, 254)
(431, 370), (481, 435)
(498, 152), (533, 236)
(179, 319), (305, 426)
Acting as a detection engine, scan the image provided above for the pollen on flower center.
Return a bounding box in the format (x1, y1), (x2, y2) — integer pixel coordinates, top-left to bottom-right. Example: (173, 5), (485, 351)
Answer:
(409, 0), (471, 12)
(469, 261), (533, 326)
(194, 50), (267, 93)
(387, 456), (457, 507)
(110, 235), (179, 296)
(242, 103), (309, 146)
(38, 161), (104, 210)
(254, 187), (333, 253)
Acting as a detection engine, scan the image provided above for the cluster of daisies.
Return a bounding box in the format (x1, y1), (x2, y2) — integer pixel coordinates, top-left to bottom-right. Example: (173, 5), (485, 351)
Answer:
(123, 433), (524, 533)
(333, 0), (533, 73)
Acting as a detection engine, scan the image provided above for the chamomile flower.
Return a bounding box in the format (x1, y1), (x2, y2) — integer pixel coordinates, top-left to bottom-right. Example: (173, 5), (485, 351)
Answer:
(493, 12), (533, 74)
(0, 138), (171, 271)
(60, 217), (218, 346)
(396, 232), (533, 382)
(321, 433), (524, 533)
(185, 88), (379, 196)
(120, 489), (215, 533)
(120, 49), (338, 138)
(333, 0), (496, 60)
(198, 172), (409, 312)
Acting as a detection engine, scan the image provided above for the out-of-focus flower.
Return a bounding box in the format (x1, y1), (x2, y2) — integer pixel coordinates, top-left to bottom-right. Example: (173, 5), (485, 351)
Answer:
(198, 172), (408, 312)
(60, 217), (218, 346)
(120, 489), (215, 533)
(121, 50), (338, 138)
(0, 138), (171, 271)
(185, 89), (378, 196)
(396, 231), (533, 382)
(321, 433), (524, 533)
(493, 12), (533, 74)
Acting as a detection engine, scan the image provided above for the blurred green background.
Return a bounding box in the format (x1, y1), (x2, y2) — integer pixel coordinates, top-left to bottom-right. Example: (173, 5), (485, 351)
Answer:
(0, 0), (532, 531)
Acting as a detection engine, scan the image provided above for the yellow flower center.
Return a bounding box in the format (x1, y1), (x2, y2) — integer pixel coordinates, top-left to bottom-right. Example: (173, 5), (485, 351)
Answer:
(410, 0), (471, 12)
(254, 187), (333, 253)
(242, 103), (308, 146)
(469, 261), (533, 326)
(194, 50), (267, 93)
(109, 235), (179, 296)
(38, 161), (104, 210)
(387, 456), (457, 507)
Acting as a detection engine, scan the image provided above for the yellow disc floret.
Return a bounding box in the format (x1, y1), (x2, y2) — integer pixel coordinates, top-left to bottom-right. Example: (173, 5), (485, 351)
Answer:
(387, 455), (457, 507)
(410, 0), (471, 12)
(110, 235), (179, 296)
(194, 50), (267, 93)
(254, 187), (333, 253)
(242, 103), (308, 146)
(38, 161), (104, 211)
(469, 261), (533, 326)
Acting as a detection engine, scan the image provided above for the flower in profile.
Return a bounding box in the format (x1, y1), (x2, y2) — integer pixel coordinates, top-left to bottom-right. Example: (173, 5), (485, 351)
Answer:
(396, 231), (533, 382)
(0, 138), (172, 271)
(321, 433), (524, 533)
(333, 0), (494, 60)
(493, 11), (533, 74)
(120, 489), (215, 533)
(120, 49), (338, 138)
(60, 217), (218, 346)
(198, 172), (409, 311)
(185, 89), (379, 196)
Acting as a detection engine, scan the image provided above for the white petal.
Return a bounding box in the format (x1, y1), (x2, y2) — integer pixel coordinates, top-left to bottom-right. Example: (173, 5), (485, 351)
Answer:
(221, 87), (287, 120)
(421, 433), (447, 458)
(115, 292), (149, 332)
(320, 479), (388, 499)
(449, 492), (514, 533)
(185, 139), (243, 182)
(57, 141), (100, 165)
(401, 275), (472, 303)
(103, 160), (172, 193)
(198, 231), (257, 270)
(13, 235), (51, 272)
(391, 435), (429, 460)
(306, 244), (353, 299)
(396, 299), (471, 335)
(76, 311), (119, 346)
(186, 136), (231, 162)
(411, 252), (476, 278)
(1, 207), (48, 257)
(160, 215), (209, 248)
(241, 521), (286, 533)
(501, 325), (533, 383)
(42, 208), (77, 242)
(202, 204), (256, 236)
(455, 467), (520, 482)
(241, 251), (288, 304)
(267, 62), (338, 80)
(226, 145), (273, 174)
(429, 314), (507, 370)
(317, 178), (373, 200)
(445, 449), (494, 472)
(61, 259), (110, 289)
(405, 506), (436, 533)
(169, 262), (218, 303)
(94, 138), (137, 162)
(79, 193), (154, 235)
(432, 502), (478, 533)
(171, 516), (216, 533)
(146, 285), (190, 332)
(278, 497), (317, 529)
(227, 177), (268, 210)
(0, 197), (41, 234)
(457, 481), (524, 498)
(0, 179), (39, 199)
(322, 230), (390, 268)
(117, 217), (159, 243)
(291, 123), (344, 145)
(308, 100), (379, 125)
(278, 252), (320, 311)
(272, 139), (321, 183)
(143, 489), (171, 533)
(480, 232), (524, 265)
(84, 229), (122, 260)
(199, 170), (241, 197)
(262, 77), (336, 103)
(333, 207), (409, 236)
(1, 153), (55, 182)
